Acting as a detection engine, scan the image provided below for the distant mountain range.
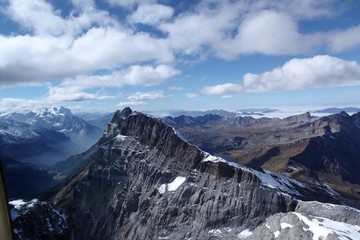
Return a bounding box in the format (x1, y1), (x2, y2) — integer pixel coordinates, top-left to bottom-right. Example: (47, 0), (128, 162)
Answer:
(314, 107), (360, 114)
(163, 111), (360, 202)
(0, 107), (103, 167)
(0, 106), (104, 199)
(146, 106), (360, 118)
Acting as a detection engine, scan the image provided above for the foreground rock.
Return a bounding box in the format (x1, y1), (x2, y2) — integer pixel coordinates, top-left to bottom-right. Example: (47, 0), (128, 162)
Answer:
(247, 201), (360, 240)
(9, 199), (70, 240)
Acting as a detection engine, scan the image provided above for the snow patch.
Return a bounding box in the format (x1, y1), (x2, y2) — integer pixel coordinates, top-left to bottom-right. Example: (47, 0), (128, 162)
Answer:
(9, 199), (27, 209)
(280, 222), (293, 229)
(208, 229), (222, 237)
(202, 153), (227, 163)
(115, 134), (127, 141)
(9, 199), (39, 220)
(294, 212), (360, 240)
(158, 176), (186, 194)
(237, 229), (253, 238)
(274, 230), (280, 238)
(168, 176), (186, 191)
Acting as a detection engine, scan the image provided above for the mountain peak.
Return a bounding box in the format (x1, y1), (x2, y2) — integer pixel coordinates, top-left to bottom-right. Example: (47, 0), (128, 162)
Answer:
(38, 106), (71, 115)
(121, 107), (133, 117)
(110, 107), (133, 123)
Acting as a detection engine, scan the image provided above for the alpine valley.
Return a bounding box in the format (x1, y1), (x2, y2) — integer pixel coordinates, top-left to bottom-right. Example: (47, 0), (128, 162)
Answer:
(4, 107), (360, 240)
(0, 107), (103, 199)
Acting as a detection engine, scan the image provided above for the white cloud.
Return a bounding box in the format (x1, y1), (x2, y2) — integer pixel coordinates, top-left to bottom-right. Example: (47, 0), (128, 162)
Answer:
(159, 1), (242, 55)
(46, 90), (113, 102)
(201, 83), (242, 95)
(116, 101), (146, 108)
(6, 0), (66, 36)
(128, 4), (173, 26)
(202, 55), (360, 95)
(214, 10), (323, 59)
(327, 25), (360, 52)
(185, 93), (198, 99)
(127, 91), (165, 101)
(0, 98), (44, 114)
(106, 0), (155, 9)
(157, 1), (344, 58)
(0, 0), (174, 86)
(254, 0), (338, 20)
(45, 65), (179, 102)
(41, 64), (178, 104)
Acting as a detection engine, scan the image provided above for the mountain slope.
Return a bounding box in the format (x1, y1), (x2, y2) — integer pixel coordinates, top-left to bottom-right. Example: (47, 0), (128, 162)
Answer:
(1, 154), (56, 199)
(0, 118), (78, 167)
(50, 108), (353, 239)
(164, 111), (360, 201)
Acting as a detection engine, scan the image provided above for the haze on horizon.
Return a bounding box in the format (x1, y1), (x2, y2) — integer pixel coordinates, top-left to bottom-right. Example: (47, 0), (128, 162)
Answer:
(1, 0), (360, 113)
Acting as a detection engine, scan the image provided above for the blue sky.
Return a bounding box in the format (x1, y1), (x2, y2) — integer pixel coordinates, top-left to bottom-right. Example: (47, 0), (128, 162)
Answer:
(1, 0), (360, 113)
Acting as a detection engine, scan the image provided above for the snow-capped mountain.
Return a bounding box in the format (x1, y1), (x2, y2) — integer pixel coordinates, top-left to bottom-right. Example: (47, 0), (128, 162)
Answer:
(4, 106), (103, 149)
(0, 107), (103, 168)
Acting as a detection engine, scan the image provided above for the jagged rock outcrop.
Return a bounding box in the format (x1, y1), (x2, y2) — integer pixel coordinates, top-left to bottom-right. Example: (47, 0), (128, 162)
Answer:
(51, 108), (348, 239)
(9, 199), (70, 240)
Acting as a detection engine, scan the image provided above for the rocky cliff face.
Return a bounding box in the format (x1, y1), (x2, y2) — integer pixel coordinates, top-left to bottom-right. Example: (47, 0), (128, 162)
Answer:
(50, 108), (350, 239)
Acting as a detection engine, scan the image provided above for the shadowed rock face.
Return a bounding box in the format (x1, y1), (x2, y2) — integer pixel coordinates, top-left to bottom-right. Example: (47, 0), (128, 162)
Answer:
(9, 199), (71, 240)
(1, 154), (56, 199)
(289, 112), (360, 184)
(50, 108), (348, 240)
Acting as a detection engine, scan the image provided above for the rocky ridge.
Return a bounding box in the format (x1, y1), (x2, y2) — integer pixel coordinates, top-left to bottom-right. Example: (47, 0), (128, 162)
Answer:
(49, 108), (357, 239)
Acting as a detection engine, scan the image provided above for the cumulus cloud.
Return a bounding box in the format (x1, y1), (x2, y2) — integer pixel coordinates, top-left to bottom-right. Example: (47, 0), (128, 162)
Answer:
(185, 93), (198, 99)
(127, 91), (165, 101)
(202, 55), (360, 95)
(159, 1), (242, 55)
(45, 64), (179, 102)
(0, 0), (174, 86)
(128, 4), (174, 26)
(157, 1), (352, 59)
